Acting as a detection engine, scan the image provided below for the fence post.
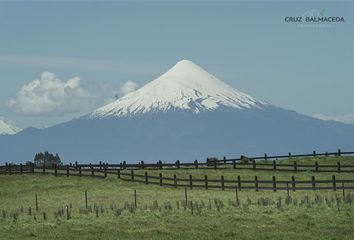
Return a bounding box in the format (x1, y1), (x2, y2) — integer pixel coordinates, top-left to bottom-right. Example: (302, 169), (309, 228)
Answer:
(272, 176), (276, 192)
(184, 188), (188, 206)
(291, 176), (296, 192)
(312, 176), (316, 191)
(131, 170), (134, 182)
(117, 169), (120, 179)
(189, 175), (193, 189)
(223, 156), (226, 164)
(159, 173), (163, 186)
(174, 174), (177, 188)
(204, 175), (208, 190)
(255, 176), (259, 192)
(84, 191), (88, 209)
(43, 164), (45, 174)
(288, 152), (291, 157)
(90, 164), (94, 176)
(78, 166), (81, 177)
(99, 161), (102, 170)
(294, 161), (297, 172)
(315, 161), (319, 172)
(214, 159), (217, 169)
(221, 176), (225, 190)
(338, 149), (341, 156)
(104, 166), (107, 178)
(337, 162), (341, 172)
(35, 193), (39, 211)
(5, 162), (8, 174)
(264, 154), (267, 160)
(134, 190), (137, 207)
(31, 162), (34, 174)
(273, 160), (276, 170)
(235, 187), (239, 205)
(194, 160), (198, 169)
(332, 175), (336, 191)
(55, 164), (58, 177)
(9, 164), (12, 175)
(145, 171), (148, 184)
(233, 160), (236, 169)
(313, 150), (316, 157)
(253, 160), (256, 170)
(237, 175), (241, 191)
(20, 164), (23, 174)
(66, 165), (69, 177)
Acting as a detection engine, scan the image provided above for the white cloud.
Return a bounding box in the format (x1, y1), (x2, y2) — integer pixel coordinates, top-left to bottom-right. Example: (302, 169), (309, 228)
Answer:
(313, 113), (354, 125)
(6, 72), (142, 116)
(7, 72), (91, 116)
(120, 80), (138, 95)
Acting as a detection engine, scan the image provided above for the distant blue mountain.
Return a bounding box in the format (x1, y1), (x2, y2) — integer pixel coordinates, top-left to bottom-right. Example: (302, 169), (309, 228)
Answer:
(1, 105), (353, 164)
(1, 60), (353, 164)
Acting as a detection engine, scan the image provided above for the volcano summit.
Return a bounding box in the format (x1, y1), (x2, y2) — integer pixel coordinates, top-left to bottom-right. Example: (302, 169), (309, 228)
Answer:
(91, 60), (265, 117)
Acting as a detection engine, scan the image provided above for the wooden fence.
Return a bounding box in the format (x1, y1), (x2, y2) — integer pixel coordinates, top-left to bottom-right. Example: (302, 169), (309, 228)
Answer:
(1, 164), (354, 192)
(74, 149), (354, 173)
(118, 170), (354, 191)
(2, 149), (354, 173)
(4, 161), (354, 173)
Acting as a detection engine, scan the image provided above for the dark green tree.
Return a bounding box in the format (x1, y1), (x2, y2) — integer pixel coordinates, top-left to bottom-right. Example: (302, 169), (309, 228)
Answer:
(34, 151), (62, 166)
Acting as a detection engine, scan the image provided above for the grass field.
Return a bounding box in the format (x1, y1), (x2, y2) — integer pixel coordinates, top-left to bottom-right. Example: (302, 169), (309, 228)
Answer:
(1, 156), (354, 240)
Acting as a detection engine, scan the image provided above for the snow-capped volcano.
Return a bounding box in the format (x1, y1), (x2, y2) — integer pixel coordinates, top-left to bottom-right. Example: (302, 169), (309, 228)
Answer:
(1, 60), (354, 164)
(0, 118), (21, 135)
(91, 60), (266, 118)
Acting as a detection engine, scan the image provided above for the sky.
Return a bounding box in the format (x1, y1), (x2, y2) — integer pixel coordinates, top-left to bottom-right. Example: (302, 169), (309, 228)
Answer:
(0, 1), (353, 129)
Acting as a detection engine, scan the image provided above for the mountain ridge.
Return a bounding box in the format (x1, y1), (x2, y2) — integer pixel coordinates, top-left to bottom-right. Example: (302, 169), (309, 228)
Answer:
(0, 118), (21, 135)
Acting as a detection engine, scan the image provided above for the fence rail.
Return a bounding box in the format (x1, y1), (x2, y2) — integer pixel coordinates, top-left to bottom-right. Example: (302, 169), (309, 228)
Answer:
(1, 164), (354, 192)
(71, 149), (354, 172)
(4, 149), (353, 173)
(1, 149), (354, 175)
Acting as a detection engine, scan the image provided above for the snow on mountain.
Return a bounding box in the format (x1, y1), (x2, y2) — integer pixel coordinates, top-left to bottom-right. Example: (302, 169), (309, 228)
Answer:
(0, 118), (21, 135)
(91, 60), (267, 118)
(2, 60), (353, 164)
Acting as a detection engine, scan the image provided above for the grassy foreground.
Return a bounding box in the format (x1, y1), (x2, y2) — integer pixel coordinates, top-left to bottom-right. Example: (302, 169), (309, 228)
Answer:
(1, 156), (354, 240)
